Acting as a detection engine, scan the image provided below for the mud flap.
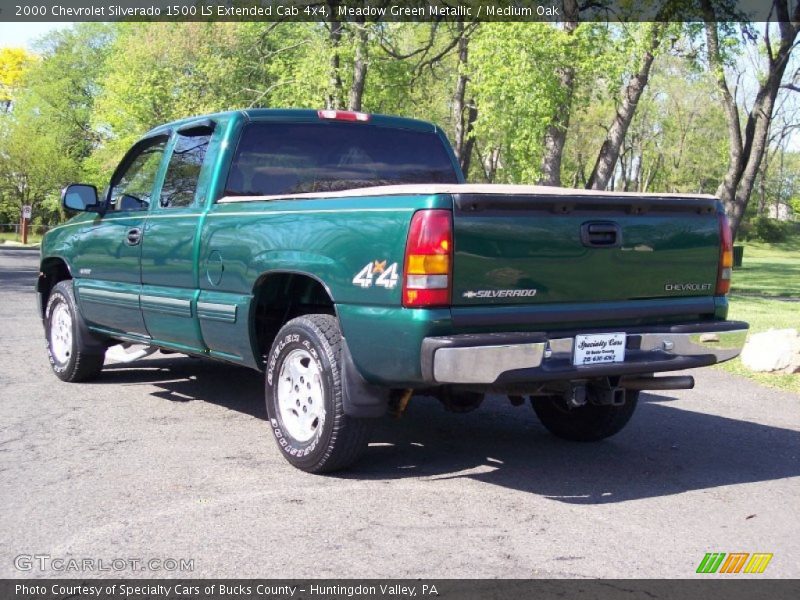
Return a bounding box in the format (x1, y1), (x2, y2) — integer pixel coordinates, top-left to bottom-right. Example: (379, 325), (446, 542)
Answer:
(341, 339), (389, 418)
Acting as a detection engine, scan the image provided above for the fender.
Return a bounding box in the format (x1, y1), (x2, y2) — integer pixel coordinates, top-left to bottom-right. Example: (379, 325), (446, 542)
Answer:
(246, 250), (340, 294)
(36, 255), (75, 320)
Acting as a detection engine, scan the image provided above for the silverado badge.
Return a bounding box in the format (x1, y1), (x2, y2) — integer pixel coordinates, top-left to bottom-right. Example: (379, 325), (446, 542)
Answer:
(463, 289), (538, 299)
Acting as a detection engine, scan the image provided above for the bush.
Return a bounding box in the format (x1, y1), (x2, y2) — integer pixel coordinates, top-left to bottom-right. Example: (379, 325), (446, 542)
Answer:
(746, 217), (789, 243)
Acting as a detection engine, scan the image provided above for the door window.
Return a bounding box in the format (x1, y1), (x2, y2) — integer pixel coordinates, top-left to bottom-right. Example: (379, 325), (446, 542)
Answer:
(107, 138), (167, 212)
(159, 132), (212, 209)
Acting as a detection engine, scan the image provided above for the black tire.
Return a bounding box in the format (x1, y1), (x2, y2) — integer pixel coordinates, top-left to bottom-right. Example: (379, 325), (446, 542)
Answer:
(265, 314), (371, 473)
(532, 390), (639, 442)
(44, 280), (106, 382)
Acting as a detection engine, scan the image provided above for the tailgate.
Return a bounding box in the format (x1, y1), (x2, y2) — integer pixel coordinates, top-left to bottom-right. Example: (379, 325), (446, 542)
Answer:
(451, 193), (721, 306)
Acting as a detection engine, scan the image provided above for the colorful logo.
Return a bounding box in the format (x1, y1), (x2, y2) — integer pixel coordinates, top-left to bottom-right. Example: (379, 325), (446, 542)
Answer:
(696, 552), (773, 574)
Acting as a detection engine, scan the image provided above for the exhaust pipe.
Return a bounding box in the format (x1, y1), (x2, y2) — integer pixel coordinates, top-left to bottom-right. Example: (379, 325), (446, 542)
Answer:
(620, 376), (695, 391)
(563, 384), (587, 408)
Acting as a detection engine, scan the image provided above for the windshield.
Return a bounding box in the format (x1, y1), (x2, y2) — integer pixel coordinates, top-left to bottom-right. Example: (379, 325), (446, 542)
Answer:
(224, 121), (459, 197)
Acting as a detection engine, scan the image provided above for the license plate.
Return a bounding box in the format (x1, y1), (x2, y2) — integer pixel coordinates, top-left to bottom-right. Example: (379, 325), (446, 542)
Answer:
(573, 333), (626, 366)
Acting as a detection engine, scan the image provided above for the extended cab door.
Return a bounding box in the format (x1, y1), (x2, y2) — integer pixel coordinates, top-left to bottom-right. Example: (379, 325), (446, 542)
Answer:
(72, 135), (169, 337)
(139, 121), (217, 350)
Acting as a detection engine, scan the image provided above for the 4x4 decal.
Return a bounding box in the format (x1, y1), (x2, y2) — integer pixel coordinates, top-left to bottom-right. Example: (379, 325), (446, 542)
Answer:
(352, 260), (399, 289)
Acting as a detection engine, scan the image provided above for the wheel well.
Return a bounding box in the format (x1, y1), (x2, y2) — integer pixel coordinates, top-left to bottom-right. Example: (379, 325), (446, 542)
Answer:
(252, 272), (335, 365)
(38, 258), (72, 318)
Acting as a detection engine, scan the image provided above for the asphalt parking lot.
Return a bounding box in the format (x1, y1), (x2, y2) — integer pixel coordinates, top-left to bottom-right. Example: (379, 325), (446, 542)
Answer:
(1, 247), (798, 578)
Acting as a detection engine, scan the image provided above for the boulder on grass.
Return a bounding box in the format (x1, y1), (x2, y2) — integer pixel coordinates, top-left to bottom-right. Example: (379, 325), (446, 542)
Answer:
(740, 328), (800, 374)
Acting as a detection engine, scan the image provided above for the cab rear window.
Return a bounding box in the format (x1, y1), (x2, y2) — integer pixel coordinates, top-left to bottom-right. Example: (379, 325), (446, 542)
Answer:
(224, 122), (459, 197)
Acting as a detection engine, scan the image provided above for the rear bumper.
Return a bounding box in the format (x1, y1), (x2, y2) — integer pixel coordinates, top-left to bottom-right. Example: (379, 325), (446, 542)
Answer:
(421, 321), (748, 385)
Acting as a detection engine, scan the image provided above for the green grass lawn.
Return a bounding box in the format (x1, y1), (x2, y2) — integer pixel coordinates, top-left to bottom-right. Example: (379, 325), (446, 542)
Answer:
(0, 231), (43, 245)
(720, 237), (800, 394)
(730, 237), (800, 297)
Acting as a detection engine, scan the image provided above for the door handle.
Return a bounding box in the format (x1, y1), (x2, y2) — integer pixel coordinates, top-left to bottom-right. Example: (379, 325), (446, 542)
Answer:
(580, 221), (622, 248)
(125, 227), (142, 246)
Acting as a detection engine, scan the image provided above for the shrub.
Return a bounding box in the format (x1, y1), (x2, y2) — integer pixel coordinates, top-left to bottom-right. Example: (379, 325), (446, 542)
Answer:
(746, 217), (789, 243)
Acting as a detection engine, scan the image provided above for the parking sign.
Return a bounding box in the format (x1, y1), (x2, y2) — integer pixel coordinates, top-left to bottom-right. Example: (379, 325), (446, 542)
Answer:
(22, 205), (32, 220)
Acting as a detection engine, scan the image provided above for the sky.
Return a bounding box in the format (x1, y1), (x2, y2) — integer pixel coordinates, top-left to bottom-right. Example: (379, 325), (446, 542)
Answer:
(0, 22), (73, 49)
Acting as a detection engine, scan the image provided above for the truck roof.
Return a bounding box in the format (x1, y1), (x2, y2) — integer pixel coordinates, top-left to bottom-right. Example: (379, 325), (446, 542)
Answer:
(143, 108), (439, 138)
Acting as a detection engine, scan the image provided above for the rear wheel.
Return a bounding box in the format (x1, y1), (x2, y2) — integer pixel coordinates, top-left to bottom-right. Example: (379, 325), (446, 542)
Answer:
(265, 314), (371, 473)
(532, 390), (639, 442)
(438, 389), (485, 413)
(44, 281), (105, 382)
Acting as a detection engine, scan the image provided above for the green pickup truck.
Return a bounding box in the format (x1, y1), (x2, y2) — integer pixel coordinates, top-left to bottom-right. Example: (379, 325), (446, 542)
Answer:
(38, 108), (748, 473)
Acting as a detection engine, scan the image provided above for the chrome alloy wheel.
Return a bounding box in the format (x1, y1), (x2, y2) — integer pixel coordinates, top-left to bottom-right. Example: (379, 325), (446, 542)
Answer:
(276, 348), (325, 443)
(50, 302), (73, 363)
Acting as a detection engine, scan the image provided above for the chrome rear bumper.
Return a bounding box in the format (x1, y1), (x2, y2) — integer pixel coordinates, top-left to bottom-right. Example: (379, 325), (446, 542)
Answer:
(422, 321), (748, 385)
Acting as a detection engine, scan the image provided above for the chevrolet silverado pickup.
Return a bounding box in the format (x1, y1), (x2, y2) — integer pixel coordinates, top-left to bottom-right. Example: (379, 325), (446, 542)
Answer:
(38, 108), (748, 473)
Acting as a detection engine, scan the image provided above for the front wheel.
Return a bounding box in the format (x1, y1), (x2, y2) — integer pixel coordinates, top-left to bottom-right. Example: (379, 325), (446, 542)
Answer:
(265, 314), (371, 473)
(532, 390), (639, 442)
(44, 280), (106, 382)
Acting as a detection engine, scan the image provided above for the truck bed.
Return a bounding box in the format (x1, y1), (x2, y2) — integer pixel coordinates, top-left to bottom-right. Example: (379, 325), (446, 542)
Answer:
(219, 183), (722, 308)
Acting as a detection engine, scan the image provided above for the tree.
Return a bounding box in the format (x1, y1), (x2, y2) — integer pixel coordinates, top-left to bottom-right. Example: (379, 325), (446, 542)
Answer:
(325, 1), (345, 109)
(348, 19), (369, 111)
(702, 0), (800, 239)
(3, 19), (793, 229)
(0, 108), (76, 221)
(755, 102), (800, 217)
(26, 24), (115, 166)
(586, 22), (668, 190)
(469, 23), (579, 183)
(540, 0), (579, 186)
(469, 20), (629, 184)
(450, 21), (479, 175)
(374, 21), (477, 172)
(0, 48), (35, 113)
(0, 25), (112, 223)
(90, 23), (311, 173)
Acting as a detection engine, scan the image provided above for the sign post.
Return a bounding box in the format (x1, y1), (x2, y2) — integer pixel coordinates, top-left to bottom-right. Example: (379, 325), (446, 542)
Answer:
(21, 205), (32, 245)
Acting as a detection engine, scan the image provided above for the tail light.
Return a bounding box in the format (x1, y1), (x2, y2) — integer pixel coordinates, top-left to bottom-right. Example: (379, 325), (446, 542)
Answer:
(716, 212), (733, 295)
(317, 109), (370, 122)
(403, 210), (452, 307)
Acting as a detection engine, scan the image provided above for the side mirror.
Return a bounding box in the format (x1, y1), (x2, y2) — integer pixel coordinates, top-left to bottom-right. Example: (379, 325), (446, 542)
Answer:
(62, 184), (99, 212)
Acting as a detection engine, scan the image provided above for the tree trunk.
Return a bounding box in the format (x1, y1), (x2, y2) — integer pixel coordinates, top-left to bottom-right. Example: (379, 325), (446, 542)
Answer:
(460, 102), (478, 177)
(776, 143), (786, 217)
(586, 23), (662, 190)
(477, 144), (501, 183)
(703, 6), (744, 220)
(757, 154), (769, 216)
(702, 0), (799, 239)
(452, 22), (477, 176)
(730, 87), (781, 232)
(643, 154), (662, 193)
(348, 21), (368, 111)
(538, 0), (579, 187)
(326, 1), (344, 110)
(452, 24), (469, 163)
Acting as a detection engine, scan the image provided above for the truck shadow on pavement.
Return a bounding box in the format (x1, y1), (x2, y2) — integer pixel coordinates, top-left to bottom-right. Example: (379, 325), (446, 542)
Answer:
(101, 355), (800, 504)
